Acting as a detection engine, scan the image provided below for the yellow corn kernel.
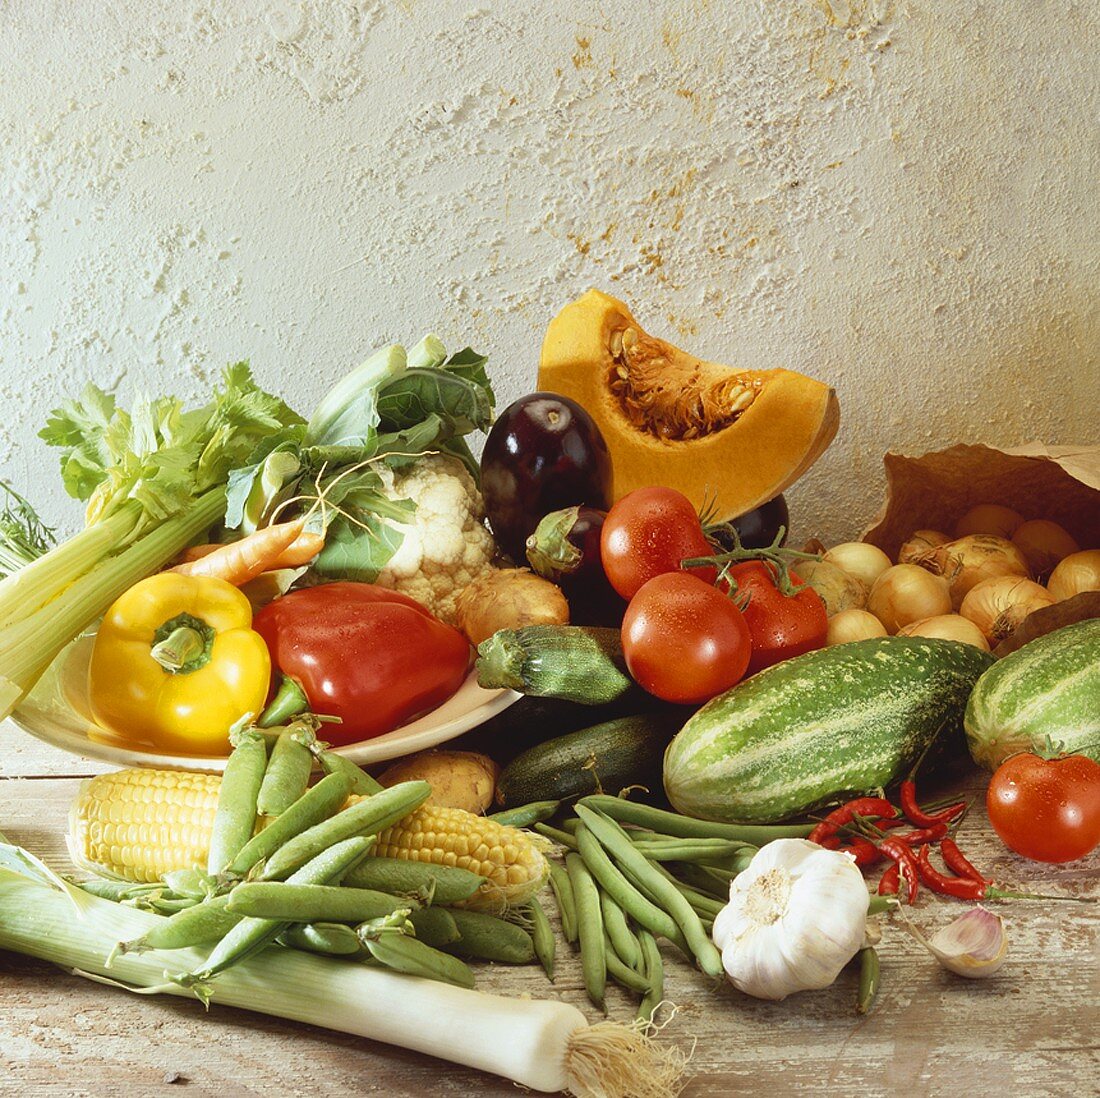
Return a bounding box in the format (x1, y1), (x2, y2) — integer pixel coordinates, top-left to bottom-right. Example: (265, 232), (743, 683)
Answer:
(68, 768), (548, 908)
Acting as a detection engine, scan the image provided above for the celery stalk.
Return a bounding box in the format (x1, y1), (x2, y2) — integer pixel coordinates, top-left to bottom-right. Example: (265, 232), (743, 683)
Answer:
(0, 489), (225, 719)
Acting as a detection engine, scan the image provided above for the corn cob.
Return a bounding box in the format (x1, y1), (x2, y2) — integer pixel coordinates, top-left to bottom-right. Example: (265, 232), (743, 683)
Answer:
(68, 769), (549, 910)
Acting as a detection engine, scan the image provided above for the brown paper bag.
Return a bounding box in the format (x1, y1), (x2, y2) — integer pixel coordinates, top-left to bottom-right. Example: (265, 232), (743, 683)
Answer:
(861, 443), (1100, 560)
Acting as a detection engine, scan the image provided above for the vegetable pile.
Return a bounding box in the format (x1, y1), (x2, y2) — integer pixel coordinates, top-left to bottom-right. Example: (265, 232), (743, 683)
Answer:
(1, 287), (1098, 1097)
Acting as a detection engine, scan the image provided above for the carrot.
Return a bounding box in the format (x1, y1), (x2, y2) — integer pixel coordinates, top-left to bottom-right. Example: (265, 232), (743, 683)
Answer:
(172, 520), (317, 586)
(179, 530), (325, 570)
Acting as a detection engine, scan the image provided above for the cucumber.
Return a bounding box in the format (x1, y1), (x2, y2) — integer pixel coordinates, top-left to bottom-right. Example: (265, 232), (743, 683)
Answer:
(476, 625), (638, 705)
(664, 637), (993, 824)
(965, 618), (1100, 768)
(495, 711), (681, 808)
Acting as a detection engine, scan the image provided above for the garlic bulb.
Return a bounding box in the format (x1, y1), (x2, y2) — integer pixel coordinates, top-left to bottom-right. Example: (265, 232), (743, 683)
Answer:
(711, 838), (869, 1001)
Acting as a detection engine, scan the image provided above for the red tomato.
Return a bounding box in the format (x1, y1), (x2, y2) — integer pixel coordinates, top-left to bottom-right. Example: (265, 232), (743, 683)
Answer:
(601, 486), (716, 600)
(723, 561), (828, 675)
(253, 582), (471, 745)
(986, 752), (1100, 863)
(621, 572), (751, 704)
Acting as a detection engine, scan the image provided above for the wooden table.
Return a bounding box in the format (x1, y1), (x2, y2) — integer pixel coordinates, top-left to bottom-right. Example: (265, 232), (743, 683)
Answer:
(1, 720), (1096, 1097)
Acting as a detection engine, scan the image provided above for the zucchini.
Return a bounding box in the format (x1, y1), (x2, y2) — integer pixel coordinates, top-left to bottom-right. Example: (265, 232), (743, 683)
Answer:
(664, 637), (993, 823)
(476, 625), (638, 705)
(496, 711), (681, 808)
(965, 618), (1100, 768)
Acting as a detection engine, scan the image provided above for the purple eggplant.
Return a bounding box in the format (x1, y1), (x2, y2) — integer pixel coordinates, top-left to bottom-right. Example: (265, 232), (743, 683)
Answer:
(708, 495), (790, 551)
(481, 393), (612, 562)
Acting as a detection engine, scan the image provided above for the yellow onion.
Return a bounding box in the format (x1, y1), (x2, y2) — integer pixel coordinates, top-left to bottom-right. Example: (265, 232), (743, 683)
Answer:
(898, 613), (990, 651)
(917, 535), (1030, 609)
(954, 504), (1025, 540)
(792, 560), (868, 616)
(823, 543), (892, 589)
(959, 576), (1056, 644)
(1011, 520), (1080, 578)
(897, 529), (951, 565)
(868, 564), (952, 634)
(826, 609), (887, 645)
(1047, 549), (1100, 601)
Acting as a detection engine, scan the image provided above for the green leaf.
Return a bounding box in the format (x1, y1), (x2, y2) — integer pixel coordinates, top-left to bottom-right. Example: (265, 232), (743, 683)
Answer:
(376, 369), (492, 439)
(309, 482), (415, 582)
(445, 347), (495, 408)
(304, 345), (407, 449)
(224, 426), (306, 532)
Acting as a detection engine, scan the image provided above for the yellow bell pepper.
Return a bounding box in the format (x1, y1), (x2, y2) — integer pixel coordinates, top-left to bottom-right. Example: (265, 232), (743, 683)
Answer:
(88, 572), (271, 755)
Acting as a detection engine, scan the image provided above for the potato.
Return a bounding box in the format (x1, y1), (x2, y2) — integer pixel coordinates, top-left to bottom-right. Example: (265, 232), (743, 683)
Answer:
(454, 568), (569, 646)
(377, 750), (500, 815)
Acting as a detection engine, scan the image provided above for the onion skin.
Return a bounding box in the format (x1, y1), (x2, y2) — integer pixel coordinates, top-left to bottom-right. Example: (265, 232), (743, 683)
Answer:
(823, 543), (892, 590)
(868, 564), (952, 634)
(1011, 520), (1080, 579)
(959, 576), (1056, 645)
(826, 609), (887, 645)
(791, 560), (867, 616)
(1047, 550), (1100, 602)
(898, 530), (950, 565)
(898, 614), (990, 651)
(954, 504), (1025, 540)
(918, 535), (1030, 610)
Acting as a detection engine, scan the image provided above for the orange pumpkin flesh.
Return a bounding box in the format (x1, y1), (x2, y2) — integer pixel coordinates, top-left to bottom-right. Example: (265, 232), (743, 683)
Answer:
(538, 289), (840, 520)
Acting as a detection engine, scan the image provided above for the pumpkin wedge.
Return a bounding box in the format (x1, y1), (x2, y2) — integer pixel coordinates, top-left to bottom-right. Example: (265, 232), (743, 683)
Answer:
(538, 290), (839, 520)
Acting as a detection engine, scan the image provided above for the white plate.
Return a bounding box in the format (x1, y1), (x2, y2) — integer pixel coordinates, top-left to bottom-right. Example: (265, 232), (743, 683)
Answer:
(11, 634), (520, 772)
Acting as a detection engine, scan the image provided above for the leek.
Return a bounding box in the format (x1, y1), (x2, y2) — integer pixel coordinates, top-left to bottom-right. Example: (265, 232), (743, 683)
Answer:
(0, 839), (683, 1096)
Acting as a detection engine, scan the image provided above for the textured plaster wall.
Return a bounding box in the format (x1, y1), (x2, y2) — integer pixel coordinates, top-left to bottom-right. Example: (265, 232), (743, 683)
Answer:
(1, 0), (1097, 544)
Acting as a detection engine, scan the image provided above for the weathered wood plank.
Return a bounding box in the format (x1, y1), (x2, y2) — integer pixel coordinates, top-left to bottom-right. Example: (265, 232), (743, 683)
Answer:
(1, 721), (1096, 1097)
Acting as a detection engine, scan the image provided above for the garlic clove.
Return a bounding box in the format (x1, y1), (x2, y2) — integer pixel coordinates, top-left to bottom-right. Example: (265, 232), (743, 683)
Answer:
(907, 905), (1008, 979)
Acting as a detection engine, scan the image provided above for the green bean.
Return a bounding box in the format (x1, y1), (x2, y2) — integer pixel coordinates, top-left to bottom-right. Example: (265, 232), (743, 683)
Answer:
(547, 863), (578, 944)
(315, 747), (384, 795)
(446, 910), (536, 964)
(257, 725), (315, 817)
(341, 857), (485, 905)
(856, 947), (879, 1015)
(534, 822), (579, 851)
(575, 805), (723, 979)
(636, 929), (664, 1030)
(179, 836), (371, 986)
(224, 772), (352, 878)
(163, 868), (217, 900)
(600, 890), (642, 970)
(669, 862), (732, 900)
(407, 906), (461, 948)
(226, 882), (409, 922)
(207, 728), (268, 874)
(527, 896), (555, 981)
(559, 817), (582, 834)
(566, 852), (606, 1011)
(117, 894), (240, 954)
(628, 837), (753, 862)
(488, 800), (561, 828)
(579, 795), (813, 843)
(131, 895), (201, 915)
(650, 863), (725, 918)
(360, 922), (476, 988)
(279, 922), (362, 956)
(575, 826), (689, 955)
(603, 933), (650, 994)
(260, 781), (431, 881)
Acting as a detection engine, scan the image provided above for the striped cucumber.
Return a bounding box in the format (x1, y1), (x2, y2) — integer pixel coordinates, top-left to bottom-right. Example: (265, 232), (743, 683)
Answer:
(965, 618), (1100, 769)
(664, 637), (993, 823)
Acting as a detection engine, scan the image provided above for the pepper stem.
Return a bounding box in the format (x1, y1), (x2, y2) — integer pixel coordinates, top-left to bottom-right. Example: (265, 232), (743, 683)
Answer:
(258, 676), (309, 727)
(150, 627), (206, 672)
(986, 887), (1097, 904)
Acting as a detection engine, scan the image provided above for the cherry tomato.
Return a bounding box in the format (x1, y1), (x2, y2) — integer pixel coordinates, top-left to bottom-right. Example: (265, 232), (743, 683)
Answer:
(254, 582), (471, 745)
(986, 752), (1100, 863)
(621, 572), (752, 704)
(723, 561), (828, 675)
(601, 486), (716, 600)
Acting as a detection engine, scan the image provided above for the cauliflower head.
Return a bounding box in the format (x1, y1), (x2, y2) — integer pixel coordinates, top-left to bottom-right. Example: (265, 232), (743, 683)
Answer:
(373, 454), (496, 624)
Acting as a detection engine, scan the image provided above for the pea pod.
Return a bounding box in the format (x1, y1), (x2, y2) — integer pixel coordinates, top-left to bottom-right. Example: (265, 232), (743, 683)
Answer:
(315, 747), (385, 796)
(207, 728), (268, 874)
(358, 913), (476, 988)
(575, 805), (723, 979)
(341, 857), (486, 905)
(279, 922), (362, 956)
(226, 882), (409, 923)
(488, 800), (561, 828)
(566, 852), (606, 1011)
(257, 724), (315, 817)
(117, 894), (240, 955)
(163, 869), (217, 900)
(407, 906), (461, 949)
(446, 910), (535, 964)
(260, 781), (431, 881)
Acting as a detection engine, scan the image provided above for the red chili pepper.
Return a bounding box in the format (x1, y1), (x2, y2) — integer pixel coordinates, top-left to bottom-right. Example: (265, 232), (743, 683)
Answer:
(916, 845), (985, 899)
(808, 797), (899, 846)
(899, 780), (966, 828)
(893, 821), (949, 847)
(877, 863), (900, 896)
(879, 837), (920, 904)
(837, 835), (882, 868)
(939, 838), (991, 886)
